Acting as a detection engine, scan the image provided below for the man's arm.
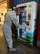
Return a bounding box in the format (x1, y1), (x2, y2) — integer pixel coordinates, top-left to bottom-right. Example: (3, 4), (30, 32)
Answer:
(9, 11), (20, 28)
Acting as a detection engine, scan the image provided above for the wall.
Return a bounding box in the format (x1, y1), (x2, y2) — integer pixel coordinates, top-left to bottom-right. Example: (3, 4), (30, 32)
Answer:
(0, 3), (7, 25)
(7, 0), (14, 8)
(14, 0), (40, 6)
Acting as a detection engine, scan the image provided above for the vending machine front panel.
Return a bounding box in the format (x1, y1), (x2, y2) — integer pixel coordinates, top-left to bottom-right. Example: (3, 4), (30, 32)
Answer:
(17, 1), (37, 46)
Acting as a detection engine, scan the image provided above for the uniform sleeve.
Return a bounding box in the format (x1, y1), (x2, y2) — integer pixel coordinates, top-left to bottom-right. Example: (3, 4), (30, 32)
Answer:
(10, 11), (19, 28)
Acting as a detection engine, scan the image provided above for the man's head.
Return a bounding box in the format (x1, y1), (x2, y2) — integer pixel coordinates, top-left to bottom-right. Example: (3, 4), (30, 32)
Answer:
(15, 7), (21, 15)
(13, 7), (21, 15)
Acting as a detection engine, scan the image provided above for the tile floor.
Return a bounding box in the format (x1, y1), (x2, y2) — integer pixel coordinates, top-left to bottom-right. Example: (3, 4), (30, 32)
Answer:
(0, 25), (40, 54)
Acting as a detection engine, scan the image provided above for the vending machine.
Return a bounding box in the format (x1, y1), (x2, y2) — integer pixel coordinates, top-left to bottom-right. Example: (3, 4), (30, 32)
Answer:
(16, 1), (37, 46)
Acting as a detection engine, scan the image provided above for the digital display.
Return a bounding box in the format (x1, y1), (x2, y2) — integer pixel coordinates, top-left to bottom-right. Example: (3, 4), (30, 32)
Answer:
(28, 13), (31, 20)
(26, 21), (29, 26)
